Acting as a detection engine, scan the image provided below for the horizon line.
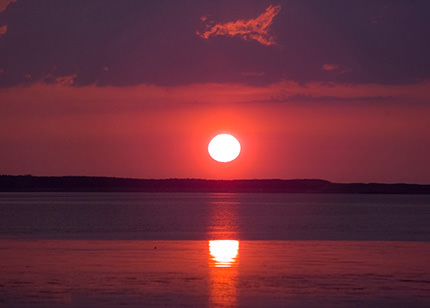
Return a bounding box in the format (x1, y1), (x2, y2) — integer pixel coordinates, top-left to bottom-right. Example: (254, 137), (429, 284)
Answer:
(1, 174), (429, 186)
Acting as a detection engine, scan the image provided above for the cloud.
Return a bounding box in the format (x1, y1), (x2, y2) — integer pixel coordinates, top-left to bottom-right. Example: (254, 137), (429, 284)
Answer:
(1, 80), (429, 118)
(198, 4), (281, 46)
(321, 64), (351, 74)
(254, 94), (393, 104)
(322, 64), (339, 71)
(54, 74), (77, 86)
(0, 0), (16, 13)
(0, 25), (7, 37)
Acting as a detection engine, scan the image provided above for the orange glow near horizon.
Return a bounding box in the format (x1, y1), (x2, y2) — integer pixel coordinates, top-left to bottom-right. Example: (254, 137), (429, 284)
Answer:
(1, 81), (430, 182)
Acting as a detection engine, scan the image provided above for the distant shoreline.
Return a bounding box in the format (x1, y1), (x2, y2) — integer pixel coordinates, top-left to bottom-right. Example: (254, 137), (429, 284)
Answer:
(1, 175), (430, 194)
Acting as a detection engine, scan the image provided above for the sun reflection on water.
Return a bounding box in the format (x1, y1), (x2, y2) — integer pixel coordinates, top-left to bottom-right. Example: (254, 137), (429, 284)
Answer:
(208, 195), (241, 307)
(209, 240), (239, 268)
(208, 240), (240, 308)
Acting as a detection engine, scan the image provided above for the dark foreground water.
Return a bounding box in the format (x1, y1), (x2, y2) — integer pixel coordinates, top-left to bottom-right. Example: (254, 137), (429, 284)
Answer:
(0, 193), (430, 307)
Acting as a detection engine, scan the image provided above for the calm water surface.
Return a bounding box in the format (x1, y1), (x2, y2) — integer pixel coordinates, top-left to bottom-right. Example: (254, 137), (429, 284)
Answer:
(0, 193), (430, 307)
(1, 192), (430, 240)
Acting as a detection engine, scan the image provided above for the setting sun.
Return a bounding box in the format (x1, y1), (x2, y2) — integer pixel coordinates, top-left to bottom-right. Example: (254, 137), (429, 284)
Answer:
(208, 134), (241, 163)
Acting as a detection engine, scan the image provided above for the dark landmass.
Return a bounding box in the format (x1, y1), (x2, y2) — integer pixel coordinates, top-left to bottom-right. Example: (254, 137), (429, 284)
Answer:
(1, 175), (430, 194)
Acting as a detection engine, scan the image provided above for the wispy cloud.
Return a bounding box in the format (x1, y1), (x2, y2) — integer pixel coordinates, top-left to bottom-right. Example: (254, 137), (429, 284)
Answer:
(0, 0), (14, 39)
(0, 25), (7, 37)
(198, 5), (281, 46)
(322, 64), (340, 71)
(322, 64), (351, 74)
(0, 0), (16, 13)
(2, 80), (429, 118)
(54, 74), (77, 86)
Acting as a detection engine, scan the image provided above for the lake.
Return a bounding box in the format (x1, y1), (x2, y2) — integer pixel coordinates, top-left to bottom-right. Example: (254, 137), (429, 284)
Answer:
(1, 193), (430, 307)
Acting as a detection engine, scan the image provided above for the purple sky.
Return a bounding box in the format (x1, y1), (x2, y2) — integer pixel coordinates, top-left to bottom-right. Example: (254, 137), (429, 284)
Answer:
(1, 0), (429, 183)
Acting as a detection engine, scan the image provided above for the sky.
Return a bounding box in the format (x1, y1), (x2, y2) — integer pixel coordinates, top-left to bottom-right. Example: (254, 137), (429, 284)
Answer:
(0, 0), (429, 183)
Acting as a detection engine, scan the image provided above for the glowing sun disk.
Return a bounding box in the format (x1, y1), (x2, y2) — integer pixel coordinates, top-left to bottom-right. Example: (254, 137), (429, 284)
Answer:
(208, 134), (241, 163)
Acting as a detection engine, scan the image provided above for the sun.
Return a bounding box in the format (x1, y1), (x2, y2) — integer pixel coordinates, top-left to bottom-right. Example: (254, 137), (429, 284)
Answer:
(208, 134), (241, 163)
